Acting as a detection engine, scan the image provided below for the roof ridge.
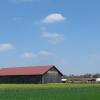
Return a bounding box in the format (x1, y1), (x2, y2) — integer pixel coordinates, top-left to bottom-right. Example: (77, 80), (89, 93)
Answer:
(0, 65), (54, 69)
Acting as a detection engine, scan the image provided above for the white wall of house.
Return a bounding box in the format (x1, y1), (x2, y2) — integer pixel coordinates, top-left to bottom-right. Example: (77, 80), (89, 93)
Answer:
(96, 78), (100, 82)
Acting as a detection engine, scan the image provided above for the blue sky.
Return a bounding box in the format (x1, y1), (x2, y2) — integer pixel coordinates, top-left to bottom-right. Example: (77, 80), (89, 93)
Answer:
(0, 0), (100, 75)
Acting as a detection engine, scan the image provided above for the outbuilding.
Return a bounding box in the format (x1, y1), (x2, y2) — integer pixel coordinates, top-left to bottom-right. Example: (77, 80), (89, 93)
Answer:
(96, 78), (100, 83)
(0, 65), (63, 84)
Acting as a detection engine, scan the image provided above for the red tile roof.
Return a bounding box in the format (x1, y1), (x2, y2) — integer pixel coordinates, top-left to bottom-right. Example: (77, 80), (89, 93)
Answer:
(0, 65), (54, 76)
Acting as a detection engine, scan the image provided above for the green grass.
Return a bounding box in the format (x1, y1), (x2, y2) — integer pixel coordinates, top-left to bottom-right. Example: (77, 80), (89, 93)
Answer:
(0, 83), (100, 100)
(0, 83), (100, 88)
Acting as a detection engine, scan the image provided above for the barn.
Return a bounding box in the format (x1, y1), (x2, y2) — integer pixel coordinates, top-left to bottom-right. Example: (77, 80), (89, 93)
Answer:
(0, 65), (63, 84)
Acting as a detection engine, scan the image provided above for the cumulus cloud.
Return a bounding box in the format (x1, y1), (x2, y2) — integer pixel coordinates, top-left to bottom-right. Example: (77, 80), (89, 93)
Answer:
(42, 32), (64, 44)
(0, 43), (14, 52)
(23, 50), (52, 59)
(43, 13), (66, 24)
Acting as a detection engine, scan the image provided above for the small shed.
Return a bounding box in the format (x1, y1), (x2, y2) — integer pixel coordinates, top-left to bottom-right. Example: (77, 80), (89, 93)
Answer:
(96, 78), (100, 83)
(0, 65), (63, 84)
(61, 78), (67, 83)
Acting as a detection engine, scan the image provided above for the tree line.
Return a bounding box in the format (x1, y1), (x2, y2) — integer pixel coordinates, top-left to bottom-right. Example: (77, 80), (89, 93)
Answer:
(63, 73), (100, 78)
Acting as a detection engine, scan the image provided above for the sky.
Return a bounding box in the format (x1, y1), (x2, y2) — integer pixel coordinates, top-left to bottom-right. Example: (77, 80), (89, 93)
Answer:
(0, 0), (100, 75)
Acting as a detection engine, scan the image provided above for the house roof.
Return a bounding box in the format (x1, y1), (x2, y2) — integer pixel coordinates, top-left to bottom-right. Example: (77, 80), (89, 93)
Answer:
(0, 65), (54, 76)
(0, 65), (63, 76)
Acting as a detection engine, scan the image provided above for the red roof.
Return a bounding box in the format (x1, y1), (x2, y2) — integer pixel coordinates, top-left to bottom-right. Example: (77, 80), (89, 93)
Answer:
(0, 65), (54, 76)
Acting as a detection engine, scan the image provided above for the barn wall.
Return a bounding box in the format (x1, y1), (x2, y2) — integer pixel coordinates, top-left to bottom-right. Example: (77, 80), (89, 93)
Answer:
(0, 75), (42, 84)
(42, 67), (62, 84)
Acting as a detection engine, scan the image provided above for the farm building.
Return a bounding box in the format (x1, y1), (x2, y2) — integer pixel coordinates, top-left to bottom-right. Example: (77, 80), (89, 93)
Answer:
(0, 65), (63, 84)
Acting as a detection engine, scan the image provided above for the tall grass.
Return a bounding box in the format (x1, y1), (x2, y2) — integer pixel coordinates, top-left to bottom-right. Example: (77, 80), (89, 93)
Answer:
(0, 83), (100, 100)
(0, 87), (100, 100)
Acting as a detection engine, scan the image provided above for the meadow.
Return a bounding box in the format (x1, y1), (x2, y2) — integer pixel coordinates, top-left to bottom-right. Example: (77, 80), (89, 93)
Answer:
(0, 83), (100, 100)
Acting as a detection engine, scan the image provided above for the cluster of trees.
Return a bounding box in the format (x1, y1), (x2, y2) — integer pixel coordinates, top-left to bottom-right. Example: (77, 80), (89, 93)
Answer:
(80, 74), (100, 78)
(63, 73), (100, 78)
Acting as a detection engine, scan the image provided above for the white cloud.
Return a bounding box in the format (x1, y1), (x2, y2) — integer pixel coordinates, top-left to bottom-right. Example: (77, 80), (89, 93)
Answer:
(23, 52), (37, 58)
(38, 50), (51, 56)
(8, 0), (33, 3)
(0, 43), (14, 52)
(23, 50), (52, 59)
(12, 17), (23, 21)
(43, 13), (66, 24)
(42, 32), (64, 44)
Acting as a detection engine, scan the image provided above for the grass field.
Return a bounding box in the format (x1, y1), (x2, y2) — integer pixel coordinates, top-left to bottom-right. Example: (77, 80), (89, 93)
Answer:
(0, 83), (100, 100)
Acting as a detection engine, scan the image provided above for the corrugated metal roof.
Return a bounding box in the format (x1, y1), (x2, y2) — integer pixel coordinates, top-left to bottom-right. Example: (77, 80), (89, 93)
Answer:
(0, 65), (54, 76)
